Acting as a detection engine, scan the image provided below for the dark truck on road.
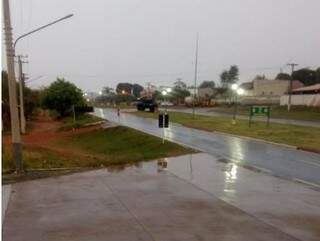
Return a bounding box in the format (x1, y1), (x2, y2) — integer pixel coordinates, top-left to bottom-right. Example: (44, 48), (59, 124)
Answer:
(136, 97), (158, 112)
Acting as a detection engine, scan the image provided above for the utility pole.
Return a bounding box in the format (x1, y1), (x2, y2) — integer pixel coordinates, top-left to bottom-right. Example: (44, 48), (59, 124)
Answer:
(192, 33), (199, 119)
(3, 0), (23, 172)
(18, 55), (27, 134)
(287, 63), (298, 111)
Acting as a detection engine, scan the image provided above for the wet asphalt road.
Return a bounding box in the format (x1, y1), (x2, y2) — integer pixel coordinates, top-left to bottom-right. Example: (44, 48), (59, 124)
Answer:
(94, 108), (320, 187)
(165, 107), (320, 128)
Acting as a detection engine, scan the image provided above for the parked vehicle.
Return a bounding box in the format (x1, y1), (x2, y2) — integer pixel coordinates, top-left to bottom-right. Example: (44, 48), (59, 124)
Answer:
(136, 97), (158, 112)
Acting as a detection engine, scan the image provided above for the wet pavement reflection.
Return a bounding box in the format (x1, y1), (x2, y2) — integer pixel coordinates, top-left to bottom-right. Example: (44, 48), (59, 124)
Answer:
(4, 153), (320, 241)
(94, 108), (320, 187)
(162, 153), (320, 241)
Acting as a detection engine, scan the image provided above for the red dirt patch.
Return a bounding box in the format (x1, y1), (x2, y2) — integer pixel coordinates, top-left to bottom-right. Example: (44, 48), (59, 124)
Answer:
(3, 116), (103, 160)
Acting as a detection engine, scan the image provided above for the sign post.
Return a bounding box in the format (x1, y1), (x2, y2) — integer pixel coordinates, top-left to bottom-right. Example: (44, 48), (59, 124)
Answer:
(159, 112), (169, 143)
(249, 106), (270, 127)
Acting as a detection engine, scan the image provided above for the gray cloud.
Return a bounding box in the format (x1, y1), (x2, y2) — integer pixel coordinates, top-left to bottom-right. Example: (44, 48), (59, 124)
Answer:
(6, 0), (320, 92)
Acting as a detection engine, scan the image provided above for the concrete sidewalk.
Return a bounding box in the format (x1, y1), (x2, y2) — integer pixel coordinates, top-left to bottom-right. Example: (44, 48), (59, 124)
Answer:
(3, 154), (320, 241)
(2, 185), (11, 223)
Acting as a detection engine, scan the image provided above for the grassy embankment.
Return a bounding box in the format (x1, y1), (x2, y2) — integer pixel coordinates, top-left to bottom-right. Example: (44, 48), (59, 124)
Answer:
(207, 105), (320, 121)
(132, 111), (320, 151)
(3, 114), (193, 183)
(58, 113), (104, 131)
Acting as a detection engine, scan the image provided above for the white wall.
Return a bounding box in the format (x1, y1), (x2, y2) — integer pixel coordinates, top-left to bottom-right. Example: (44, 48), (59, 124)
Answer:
(280, 94), (320, 107)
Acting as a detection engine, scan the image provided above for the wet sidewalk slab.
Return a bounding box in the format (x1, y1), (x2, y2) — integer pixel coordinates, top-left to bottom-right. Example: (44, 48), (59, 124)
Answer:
(3, 153), (320, 241)
(165, 153), (320, 241)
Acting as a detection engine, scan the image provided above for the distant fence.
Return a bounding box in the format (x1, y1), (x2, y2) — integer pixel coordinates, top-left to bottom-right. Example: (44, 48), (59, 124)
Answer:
(280, 94), (320, 107)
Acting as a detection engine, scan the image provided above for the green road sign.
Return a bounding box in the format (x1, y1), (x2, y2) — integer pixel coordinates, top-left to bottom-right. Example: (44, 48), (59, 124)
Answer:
(249, 106), (270, 127)
(251, 106), (270, 116)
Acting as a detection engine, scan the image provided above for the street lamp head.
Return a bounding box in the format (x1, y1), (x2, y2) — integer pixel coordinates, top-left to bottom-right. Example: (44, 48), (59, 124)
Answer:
(162, 90), (167, 96)
(231, 83), (238, 90)
(166, 88), (172, 93)
(99, 91), (102, 95)
(236, 88), (245, 96)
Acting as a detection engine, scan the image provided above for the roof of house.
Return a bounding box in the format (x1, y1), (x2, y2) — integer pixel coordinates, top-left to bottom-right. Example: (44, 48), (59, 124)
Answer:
(292, 83), (320, 92)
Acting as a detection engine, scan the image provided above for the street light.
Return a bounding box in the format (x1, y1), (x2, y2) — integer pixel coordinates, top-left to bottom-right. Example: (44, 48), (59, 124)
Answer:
(162, 90), (168, 113)
(14, 14), (74, 135)
(14, 14), (74, 50)
(236, 88), (244, 96)
(231, 83), (238, 91)
(166, 88), (172, 93)
(231, 84), (244, 124)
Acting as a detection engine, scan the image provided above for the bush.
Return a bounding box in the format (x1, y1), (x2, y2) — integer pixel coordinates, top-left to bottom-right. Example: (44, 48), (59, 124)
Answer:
(41, 78), (85, 117)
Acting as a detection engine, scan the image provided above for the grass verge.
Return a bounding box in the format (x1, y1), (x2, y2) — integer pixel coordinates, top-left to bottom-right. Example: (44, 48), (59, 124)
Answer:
(3, 126), (193, 183)
(207, 105), (320, 122)
(54, 126), (192, 165)
(59, 113), (104, 131)
(132, 111), (320, 151)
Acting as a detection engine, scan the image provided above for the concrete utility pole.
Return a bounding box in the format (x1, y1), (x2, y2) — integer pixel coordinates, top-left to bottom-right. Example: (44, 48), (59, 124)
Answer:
(2, 0), (23, 171)
(18, 55), (27, 134)
(192, 33), (199, 119)
(287, 63), (298, 111)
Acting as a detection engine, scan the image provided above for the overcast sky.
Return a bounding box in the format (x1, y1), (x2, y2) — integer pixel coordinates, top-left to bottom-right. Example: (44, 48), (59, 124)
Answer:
(4, 0), (320, 92)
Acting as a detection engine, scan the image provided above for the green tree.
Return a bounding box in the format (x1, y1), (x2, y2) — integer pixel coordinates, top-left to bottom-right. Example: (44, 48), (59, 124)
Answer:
(275, 73), (291, 80)
(316, 67), (320, 83)
(102, 86), (114, 95)
(220, 71), (229, 87)
(171, 88), (190, 104)
(254, 74), (266, 80)
(116, 83), (132, 95)
(174, 78), (187, 89)
(132, 84), (144, 98)
(220, 65), (239, 87)
(228, 65), (239, 81)
(42, 78), (85, 117)
(2, 71), (40, 128)
(292, 68), (317, 86)
(199, 80), (215, 89)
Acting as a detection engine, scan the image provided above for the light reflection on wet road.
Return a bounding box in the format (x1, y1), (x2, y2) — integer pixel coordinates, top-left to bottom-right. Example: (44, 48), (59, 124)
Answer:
(94, 108), (320, 187)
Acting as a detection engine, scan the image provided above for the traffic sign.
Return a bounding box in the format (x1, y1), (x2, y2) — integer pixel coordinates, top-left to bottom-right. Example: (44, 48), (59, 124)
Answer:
(251, 106), (270, 116)
(249, 106), (270, 127)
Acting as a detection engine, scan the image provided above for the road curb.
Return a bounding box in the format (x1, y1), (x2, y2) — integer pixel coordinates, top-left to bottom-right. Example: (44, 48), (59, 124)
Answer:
(297, 147), (320, 154)
(83, 120), (106, 127)
(212, 130), (298, 149)
(212, 130), (320, 154)
(182, 123), (298, 150)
